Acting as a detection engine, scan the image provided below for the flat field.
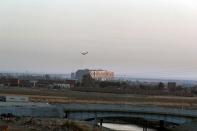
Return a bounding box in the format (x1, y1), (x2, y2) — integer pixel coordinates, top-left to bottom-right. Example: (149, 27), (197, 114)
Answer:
(0, 87), (197, 109)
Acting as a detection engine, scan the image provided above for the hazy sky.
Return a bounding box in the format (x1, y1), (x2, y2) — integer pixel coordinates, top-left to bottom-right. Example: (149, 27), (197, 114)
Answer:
(0, 0), (197, 79)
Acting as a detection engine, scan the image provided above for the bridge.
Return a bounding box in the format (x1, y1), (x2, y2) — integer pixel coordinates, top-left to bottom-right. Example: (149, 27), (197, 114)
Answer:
(0, 102), (197, 126)
(62, 104), (197, 125)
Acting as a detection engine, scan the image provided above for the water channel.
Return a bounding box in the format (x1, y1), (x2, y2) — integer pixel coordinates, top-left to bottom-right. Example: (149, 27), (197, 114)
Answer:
(102, 123), (156, 131)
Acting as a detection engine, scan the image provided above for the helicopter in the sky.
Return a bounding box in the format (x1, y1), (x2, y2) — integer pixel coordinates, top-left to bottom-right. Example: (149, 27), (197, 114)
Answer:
(81, 51), (88, 55)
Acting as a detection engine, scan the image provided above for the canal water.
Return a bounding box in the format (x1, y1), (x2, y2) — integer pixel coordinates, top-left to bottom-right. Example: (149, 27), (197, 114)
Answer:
(102, 123), (156, 131)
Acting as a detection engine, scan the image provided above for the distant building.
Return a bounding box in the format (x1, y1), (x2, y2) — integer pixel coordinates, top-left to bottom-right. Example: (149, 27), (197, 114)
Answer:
(75, 69), (90, 81)
(0, 96), (29, 102)
(89, 69), (114, 81)
(52, 83), (70, 89)
(66, 80), (76, 88)
(168, 82), (176, 91)
(75, 69), (114, 81)
(71, 72), (75, 79)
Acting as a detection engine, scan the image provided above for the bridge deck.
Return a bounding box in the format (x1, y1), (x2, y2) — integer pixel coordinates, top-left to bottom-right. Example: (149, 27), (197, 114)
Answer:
(62, 104), (197, 118)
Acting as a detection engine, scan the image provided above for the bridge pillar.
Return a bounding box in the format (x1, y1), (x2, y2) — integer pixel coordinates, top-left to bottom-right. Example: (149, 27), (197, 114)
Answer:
(93, 112), (98, 126)
(64, 111), (69, 119)
(99, 118), (103, 126)
(159, 120), (165, 131)
(143, 120), (148, 131)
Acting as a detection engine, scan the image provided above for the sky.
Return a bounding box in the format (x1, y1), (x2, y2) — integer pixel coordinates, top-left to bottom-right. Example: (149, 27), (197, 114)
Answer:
(0, 0), (197, 80)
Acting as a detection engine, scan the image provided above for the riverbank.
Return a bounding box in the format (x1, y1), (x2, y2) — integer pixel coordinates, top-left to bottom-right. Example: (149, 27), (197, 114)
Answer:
(0, 117), (111, 131)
